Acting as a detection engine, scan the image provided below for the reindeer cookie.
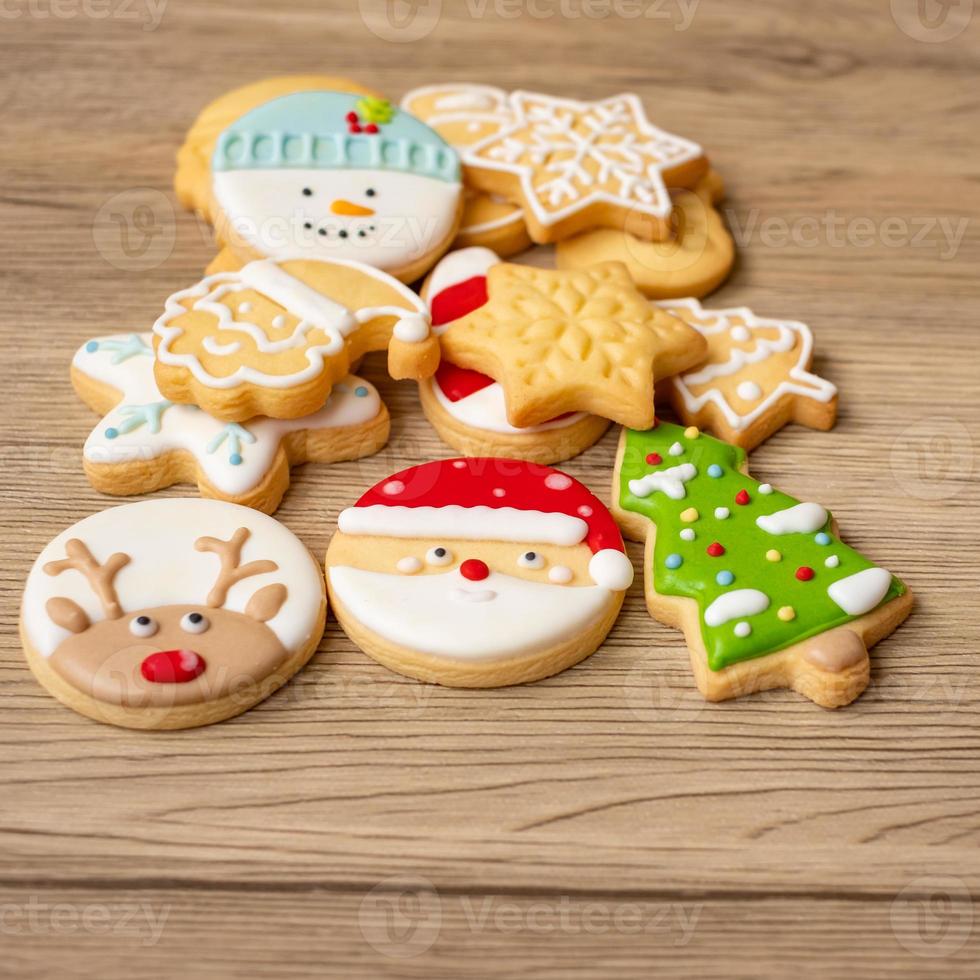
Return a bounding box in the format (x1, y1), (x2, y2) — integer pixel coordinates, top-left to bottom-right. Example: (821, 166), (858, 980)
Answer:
(613, 422), (912, 708)
(417, 247), (610, 463)
(326, 459), (634, 687)
(152, 255), (438, 421)
(21, 500), (326, 729)
(73, 333), (389, 514)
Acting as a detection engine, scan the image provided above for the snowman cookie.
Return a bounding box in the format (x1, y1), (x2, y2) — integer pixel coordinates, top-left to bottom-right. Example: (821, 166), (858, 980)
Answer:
(326, 459), (634, 687)
(401, 83), (532, 257)
(613, 422), (912, 708)
(176, 80), (463, 283)
(417, 247), (611, 463)
(73, 333), (389, 514)
(152, 255), (438, 421)
(21, 500), (327, 729)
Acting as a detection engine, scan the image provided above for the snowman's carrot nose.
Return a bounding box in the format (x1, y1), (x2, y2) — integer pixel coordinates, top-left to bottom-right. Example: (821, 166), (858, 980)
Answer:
(331, 199), (375, 217)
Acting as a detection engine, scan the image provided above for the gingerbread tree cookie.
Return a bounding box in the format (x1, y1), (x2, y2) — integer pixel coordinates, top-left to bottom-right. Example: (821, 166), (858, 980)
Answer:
(614, 422), (911, 707)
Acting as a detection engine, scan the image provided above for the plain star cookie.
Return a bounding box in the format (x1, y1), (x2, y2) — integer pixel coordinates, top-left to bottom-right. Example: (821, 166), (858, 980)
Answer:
(660, 298), (838, 449)
(436, 260), (708, 430)
(152, 254), (438, 421)
(72, 333), (389, 513)
(463, 91), (708, 244)
(176, 80), (463, 283)
(326, 458), (634, 687)
(21, 499), (326, 729)
(400, 83), (532, 257)
(613, 422), (912, 708)
(418, 247), (610, 462)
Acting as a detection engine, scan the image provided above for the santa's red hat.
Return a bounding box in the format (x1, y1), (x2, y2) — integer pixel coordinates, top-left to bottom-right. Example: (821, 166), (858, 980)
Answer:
(337, 458), (634, 591)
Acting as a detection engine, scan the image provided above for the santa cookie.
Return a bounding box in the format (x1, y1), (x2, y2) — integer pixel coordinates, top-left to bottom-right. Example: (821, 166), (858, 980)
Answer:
(401, 83), (532, 257)
(326, 459), (634, 687)
(660, 299), (838, 449)
(418, 247), (610, 462)
(152, 255), (437, 421)
(176, 83), (463, 283)
(21, 499), (326, 730)
(613, 422), (912, 708)
(463, 91), (708, 244)
(73, 333), (388, 514)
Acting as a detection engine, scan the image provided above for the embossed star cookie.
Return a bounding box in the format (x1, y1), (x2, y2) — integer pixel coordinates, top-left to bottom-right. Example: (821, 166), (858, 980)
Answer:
(152, 255), (438, 421)
(21, 499), (326, 729)
(463, 91), (708, 243)
(401, 83), (532, 257)
(660, 299), (838, 449)
(175, 78), (463, 283)
(555, 173), (734, 299)
(417, 247), (610, 462)
(436, 260), (708, 430)
(613, 422), (912, 708)
(73, 333), (389, 514)
(326, 459), (634, 687)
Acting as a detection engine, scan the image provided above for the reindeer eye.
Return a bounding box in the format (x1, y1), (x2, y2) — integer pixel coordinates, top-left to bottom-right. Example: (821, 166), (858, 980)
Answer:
(180, 612), (210, 634)
(517, 551), (545, 570)
(129, 615), (158, 638)
(425, 546), (453, 567)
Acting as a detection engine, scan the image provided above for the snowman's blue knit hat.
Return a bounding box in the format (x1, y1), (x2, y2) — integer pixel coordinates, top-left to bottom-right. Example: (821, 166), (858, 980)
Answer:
(212, 90), (460, 183)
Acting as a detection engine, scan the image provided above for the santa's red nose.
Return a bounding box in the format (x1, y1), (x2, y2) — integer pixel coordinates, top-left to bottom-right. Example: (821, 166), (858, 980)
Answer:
(460, 558), (490, 581)
(140, 649), (206, 684)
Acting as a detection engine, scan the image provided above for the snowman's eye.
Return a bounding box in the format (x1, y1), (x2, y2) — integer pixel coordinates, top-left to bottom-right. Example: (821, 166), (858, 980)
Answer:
(302, 187), (313, 196)
(180, 612), (210, 634)
(129, 615), (158, 638)
(517, 551), (545, 570)
(425, 546), (453, 567)
(365, 188), (376, 197)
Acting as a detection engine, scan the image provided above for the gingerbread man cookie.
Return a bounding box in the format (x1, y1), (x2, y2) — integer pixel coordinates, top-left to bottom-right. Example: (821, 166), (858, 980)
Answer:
(613, 422), (912, 708)
(21, 499), (327, 729)
(326, 459), (634, 687)
(73, 333), (389, 514)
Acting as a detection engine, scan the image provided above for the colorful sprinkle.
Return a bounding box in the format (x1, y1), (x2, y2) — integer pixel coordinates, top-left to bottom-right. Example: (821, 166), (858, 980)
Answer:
(680, 528), (696, 542)
(777, 606), (796, 621)
(707, 464), (723, 478)
(759, 483), (773, 495)
(796, 566), (815, 581)
(825, 555), (840, 568)
(645, 452), (662, 465)
(354, 386), (369, 397)
(669, 442), (684, 456)
(230, 453), (242, 466)
(714, 507), (730, 520)
(684, 426), (700, 439)
(105, 427), (119, 440)
(665, 553), (683, 569)
(680, 508), (699, 523)
(766, 549), (781, 562)
(815, 532), (831, 545)
(716, 570), (735, 586)
(734, 621), (752, 637)
(735, 489), (751, 506)
(85, 341), (99, 352)
(707, 542), (725, 557)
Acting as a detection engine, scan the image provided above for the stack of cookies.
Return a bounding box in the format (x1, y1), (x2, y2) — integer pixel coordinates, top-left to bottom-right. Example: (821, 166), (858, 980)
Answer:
(19, 76), (911, 730)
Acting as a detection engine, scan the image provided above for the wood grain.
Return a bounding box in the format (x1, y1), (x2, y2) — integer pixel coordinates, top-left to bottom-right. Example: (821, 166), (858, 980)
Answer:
(1, 0), (978, 976)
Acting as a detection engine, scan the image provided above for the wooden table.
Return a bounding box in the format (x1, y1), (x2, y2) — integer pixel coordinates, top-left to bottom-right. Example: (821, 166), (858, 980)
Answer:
(2, 1), (978, 975)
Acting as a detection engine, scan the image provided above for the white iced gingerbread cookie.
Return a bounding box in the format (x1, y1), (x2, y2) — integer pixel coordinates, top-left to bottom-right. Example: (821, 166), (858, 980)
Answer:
(72, 333), (389, 514)
(21, 499), (326, 729)
(325, 458), (634, 687)
(417, 247), (609, 463)
(401, 84), (532, 257)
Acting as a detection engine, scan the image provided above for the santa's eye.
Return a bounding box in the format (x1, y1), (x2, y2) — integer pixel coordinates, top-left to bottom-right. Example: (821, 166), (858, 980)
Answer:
(426, 546), (453, 566)
(129, 615), (158, 638)
(180, 612), (210, 634)
(517, 551), (545, 570)
(365, 188), (376, 197)
(302, 187), (313, 196)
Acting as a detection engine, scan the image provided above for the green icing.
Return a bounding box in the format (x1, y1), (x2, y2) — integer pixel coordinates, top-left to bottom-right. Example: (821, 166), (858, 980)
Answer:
(619, 423), (905, 671)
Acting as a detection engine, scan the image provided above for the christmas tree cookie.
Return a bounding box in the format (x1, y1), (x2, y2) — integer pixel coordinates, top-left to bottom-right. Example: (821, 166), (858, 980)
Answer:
(613, 422), (912, 707)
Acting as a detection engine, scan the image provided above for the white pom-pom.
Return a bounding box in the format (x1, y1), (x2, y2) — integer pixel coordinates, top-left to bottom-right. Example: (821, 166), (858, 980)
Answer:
(393, 313), (430, 343)
(588, 549), (634, 591)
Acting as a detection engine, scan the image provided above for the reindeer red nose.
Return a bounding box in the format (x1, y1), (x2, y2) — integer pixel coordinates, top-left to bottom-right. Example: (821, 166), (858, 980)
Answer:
(140, 649), (206, 684)
(460, 559), (490, 581)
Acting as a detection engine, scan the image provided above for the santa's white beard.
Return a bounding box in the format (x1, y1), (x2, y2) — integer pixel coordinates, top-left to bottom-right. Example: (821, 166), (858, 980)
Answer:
(328, 566), (613, 662)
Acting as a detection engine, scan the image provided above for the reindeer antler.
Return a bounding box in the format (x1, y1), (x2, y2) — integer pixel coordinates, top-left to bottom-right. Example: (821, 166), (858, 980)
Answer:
(43, 539), (130, 620)
(194, 527), (278, 608)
